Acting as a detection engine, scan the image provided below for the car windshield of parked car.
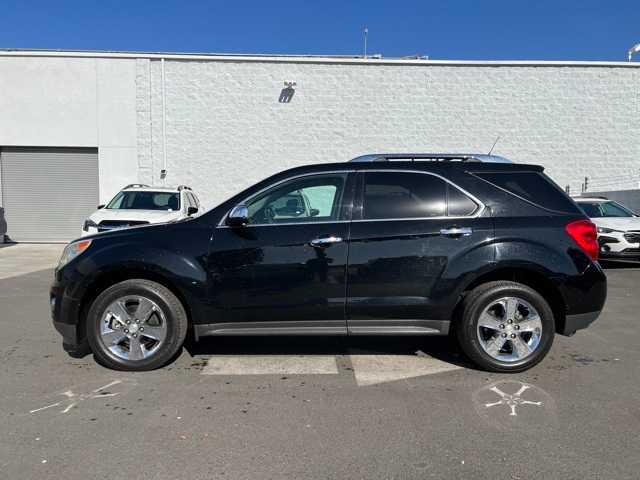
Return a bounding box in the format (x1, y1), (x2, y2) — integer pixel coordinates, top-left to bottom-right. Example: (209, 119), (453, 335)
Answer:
(106, 191), (181, 211)
(579, 201), (635, 218)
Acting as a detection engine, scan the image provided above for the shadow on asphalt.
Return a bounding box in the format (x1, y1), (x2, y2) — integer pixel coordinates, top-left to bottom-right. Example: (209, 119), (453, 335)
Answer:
(184, 334), (476, 370)
(600, 259), (640, 270)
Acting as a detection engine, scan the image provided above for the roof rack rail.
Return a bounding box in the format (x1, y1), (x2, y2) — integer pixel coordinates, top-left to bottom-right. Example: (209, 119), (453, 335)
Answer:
(177, 185), (192, 191)
(123, 183), (150, 189)
(349, 153), (513, 164)
(575, 195), (609, 200)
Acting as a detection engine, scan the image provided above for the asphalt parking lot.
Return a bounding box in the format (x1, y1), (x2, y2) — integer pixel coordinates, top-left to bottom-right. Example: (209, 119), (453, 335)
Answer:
(1, 244), (639, 480)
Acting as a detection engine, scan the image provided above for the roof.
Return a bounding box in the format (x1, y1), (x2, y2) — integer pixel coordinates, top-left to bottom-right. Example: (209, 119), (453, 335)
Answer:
(349, 153), (512, 163)
(121, 184), (187, 192)
(0, 49), (639, 68)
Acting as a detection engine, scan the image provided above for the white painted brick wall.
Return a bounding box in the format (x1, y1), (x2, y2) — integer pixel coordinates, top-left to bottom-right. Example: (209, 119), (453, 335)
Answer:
(136, 60), (640, 209)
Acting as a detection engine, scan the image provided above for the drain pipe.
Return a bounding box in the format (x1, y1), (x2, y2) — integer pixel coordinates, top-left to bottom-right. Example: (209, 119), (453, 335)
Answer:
(161, 58), (167, 185)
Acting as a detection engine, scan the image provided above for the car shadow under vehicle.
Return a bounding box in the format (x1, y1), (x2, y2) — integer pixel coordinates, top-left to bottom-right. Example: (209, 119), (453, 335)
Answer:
(600, 259), (640, 269)
(183, 334), (476, 370)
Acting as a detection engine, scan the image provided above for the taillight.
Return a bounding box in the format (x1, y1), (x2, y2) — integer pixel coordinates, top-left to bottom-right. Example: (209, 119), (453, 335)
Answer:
(565, 220), (598, 262)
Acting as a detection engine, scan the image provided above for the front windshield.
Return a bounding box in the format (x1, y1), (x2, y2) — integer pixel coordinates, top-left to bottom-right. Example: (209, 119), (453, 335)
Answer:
(578, 201), (636, 218)
(106, 191), (181, 211)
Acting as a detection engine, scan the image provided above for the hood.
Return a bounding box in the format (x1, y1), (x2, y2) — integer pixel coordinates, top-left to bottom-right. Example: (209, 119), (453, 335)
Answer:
(590, 216), (640, 232)
(88, 208), (181, 224)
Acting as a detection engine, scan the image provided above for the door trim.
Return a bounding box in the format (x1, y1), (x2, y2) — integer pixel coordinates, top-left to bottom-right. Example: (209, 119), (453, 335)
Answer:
(194, 320), (347, 339)
(193, 319), (449, 339)
(347, 319), (450, 335)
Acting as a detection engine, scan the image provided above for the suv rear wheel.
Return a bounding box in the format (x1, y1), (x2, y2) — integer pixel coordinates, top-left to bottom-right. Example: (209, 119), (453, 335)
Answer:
(86, 279), (188, 371)
(457, 281), (555, 372)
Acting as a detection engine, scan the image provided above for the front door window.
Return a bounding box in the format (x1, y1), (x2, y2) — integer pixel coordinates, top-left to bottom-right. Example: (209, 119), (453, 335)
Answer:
(245, 173), (347, 225)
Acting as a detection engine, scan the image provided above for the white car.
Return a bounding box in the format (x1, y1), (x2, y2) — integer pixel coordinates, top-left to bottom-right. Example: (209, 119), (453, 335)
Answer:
(82, 184), (201, 236)
(574, 197), (640, 259)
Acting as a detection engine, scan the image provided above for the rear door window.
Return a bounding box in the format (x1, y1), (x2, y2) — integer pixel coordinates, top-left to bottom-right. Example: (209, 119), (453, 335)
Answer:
(362, 172), (446, 219)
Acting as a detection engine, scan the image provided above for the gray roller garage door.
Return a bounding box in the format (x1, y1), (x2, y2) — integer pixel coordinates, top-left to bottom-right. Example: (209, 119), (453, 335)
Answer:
(0, 147), (98, 242)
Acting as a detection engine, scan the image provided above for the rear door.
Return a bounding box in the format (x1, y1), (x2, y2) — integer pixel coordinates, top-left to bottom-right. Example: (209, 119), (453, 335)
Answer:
(346, 169), (493, 334)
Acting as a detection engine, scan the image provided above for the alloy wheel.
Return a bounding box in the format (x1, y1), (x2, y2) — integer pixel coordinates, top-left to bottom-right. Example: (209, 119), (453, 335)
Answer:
(99, 295), (168, 361)
(476, 296), (543, 363)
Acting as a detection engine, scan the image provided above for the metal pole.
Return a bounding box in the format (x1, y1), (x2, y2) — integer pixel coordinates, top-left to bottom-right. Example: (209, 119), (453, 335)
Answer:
(363, 27), (368, 59)
(161, 58), (167, 186)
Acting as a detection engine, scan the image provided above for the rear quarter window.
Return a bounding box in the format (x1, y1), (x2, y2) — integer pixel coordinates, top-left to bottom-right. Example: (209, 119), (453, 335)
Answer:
(473, 171), (581, 214)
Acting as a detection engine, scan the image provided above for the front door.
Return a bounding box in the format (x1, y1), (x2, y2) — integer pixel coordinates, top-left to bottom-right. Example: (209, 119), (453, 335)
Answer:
(205, 171), (354, 334)
(346, 170), (492, 334)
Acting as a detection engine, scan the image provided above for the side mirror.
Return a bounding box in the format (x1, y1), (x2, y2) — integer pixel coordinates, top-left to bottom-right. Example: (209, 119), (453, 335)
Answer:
(309, 208), (320, 217)
(97, 204), (105, 209)
(226, 205), (249, 227)
(187, 206), (198, 216)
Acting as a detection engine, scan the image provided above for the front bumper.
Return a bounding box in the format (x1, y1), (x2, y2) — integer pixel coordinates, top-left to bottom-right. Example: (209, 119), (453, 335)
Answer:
(598, 231), (640, 257)
(50, 277), (83, 348)
(81, 226), (98, 237)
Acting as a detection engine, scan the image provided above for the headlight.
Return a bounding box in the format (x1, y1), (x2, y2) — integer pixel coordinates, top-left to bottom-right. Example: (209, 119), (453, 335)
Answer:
(597, 227), (623, 234)
(83, 219), (98, 231)
(58, 240), (92, 269)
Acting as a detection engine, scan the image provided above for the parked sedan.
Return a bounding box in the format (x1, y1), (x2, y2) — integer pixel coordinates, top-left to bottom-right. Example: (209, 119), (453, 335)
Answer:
(574, 197), (640, 259)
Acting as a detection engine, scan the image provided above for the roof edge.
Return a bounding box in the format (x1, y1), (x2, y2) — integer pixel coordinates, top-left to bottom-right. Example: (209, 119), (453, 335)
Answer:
(0, 49), (639, 67)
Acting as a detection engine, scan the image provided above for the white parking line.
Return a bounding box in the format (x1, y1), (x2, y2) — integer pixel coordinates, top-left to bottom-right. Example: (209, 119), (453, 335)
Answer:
(200, 352), (461, 385)
(201, 355), (339, 375)
(349, 353), (461, 386)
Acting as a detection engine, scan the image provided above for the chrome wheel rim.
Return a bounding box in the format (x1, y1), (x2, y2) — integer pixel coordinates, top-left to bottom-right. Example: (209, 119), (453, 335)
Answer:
(99, 296), (168, 361)
(476, 296), (543, 363)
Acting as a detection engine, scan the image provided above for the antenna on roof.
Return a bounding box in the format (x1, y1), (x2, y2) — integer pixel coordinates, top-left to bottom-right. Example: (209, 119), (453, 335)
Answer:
(488, 136), (501, 155)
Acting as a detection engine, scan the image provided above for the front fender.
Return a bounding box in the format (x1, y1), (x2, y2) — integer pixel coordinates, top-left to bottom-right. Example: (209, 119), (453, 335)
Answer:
(56, 234), (210, 327)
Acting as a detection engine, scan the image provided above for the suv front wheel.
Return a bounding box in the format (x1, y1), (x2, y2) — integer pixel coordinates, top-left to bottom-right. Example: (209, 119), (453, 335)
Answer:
(86, 279), (188, 371)
(457, 281), (555, 372)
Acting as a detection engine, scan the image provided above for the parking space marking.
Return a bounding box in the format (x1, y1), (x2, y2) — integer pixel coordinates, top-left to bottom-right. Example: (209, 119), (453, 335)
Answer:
(200, 352), (462, 385)
(201, 355), (340, 375)
(350, 353), (461, 386)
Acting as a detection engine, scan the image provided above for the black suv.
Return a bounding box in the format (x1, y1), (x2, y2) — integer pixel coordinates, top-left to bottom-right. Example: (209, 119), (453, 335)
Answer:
(51, 153), (606, 372)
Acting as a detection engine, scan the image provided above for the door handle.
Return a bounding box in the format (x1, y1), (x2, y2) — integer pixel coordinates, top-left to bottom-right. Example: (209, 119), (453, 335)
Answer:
(440, 227), (473, 237)
(309, 236), (343, 248)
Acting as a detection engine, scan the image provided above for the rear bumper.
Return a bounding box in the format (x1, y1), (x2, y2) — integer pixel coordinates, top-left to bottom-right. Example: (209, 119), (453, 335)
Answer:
(560, 310), (601, 336)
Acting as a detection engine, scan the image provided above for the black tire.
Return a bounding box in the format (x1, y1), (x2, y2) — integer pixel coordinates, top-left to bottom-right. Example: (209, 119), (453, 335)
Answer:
(456, 281), (555, 373)
(86, 279), (188, 371)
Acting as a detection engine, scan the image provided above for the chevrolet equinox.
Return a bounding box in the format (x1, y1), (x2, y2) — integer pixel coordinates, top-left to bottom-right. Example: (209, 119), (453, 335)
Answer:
(51, 153), (607, 372)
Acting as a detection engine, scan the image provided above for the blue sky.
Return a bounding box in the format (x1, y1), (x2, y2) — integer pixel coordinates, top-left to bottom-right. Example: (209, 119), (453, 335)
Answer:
(1, 0), (638, 61)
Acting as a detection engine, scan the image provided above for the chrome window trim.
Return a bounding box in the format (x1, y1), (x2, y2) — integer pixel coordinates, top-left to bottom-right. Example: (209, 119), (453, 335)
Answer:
(217, 170), (354, 228)
(356, 169), (485, 222)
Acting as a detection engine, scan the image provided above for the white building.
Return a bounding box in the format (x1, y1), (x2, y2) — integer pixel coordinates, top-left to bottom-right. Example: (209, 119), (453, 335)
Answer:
(1, 50), (639, 241)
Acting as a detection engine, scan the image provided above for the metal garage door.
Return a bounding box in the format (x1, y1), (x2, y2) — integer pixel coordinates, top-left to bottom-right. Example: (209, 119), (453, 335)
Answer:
(0, 147), (98, 242)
